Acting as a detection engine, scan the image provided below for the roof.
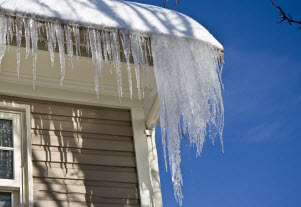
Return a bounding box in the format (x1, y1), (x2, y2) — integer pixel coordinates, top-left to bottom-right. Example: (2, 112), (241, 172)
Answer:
(0, 0), (223, 50)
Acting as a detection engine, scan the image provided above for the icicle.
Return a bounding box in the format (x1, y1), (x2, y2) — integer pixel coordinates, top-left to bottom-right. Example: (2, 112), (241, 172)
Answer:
(146, 37), (152, 61)
(6, 16), (14, 50)
(151, 35), (224, 205)
(29, 18), (38, 88)
(101, 31), (108, 63)
(45, 22), (55, 68)
(120, 33), (133, 99)
(85, 29), (90, 56)
(141, 36), (149, 68)
(100, 31), (112, 72)
(0, 14), (7, 70)
(64, 25), (74, 69)
(50, 23), (57, 51)
(23, 18), (31, 59)
(38, 22), (41, 37)
(54, 22), (65, 86)
(41, 22), (45, 34)
(106, 31), (114, 74)
(144, 37), (151, 88)
(140, 36), (149, 92)
(105, 31), (112, 62)
(73, 25), (81, 59)
(96, 30), (103, 90)
(88, 29), (99, 96)
(15, 16), (23, 79)
(130, 34), (145, 99)
(110, 31), (122, 99)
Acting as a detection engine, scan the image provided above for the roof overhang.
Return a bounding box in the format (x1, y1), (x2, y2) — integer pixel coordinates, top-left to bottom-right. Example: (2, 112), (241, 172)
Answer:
(0, 0), (223, 51)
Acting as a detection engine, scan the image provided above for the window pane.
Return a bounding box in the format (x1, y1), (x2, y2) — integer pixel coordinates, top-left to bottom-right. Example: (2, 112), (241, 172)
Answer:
(0, 120), (13, 148)
(0, 192), (11, 207)
(0, 150), (13, 179)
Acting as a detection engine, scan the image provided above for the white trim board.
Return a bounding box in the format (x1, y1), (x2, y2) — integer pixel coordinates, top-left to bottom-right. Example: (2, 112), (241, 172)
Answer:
(131, 107), (154, 207)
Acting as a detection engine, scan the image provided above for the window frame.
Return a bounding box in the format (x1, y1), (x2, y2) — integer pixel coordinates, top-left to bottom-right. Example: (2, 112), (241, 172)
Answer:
(0, 112), (22, 189)
(0, 190), (19, 207)
(0, 102), (33, 207)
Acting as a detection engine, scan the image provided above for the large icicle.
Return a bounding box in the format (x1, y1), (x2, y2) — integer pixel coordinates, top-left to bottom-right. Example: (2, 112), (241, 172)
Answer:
(0, 14), (7, 69)
(54, 22), (65, 86)
(151, 35), (224, 206)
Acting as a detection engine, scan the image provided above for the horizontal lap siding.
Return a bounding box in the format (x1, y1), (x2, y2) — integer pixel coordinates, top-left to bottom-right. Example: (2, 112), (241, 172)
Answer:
(0, 96), (140, 207)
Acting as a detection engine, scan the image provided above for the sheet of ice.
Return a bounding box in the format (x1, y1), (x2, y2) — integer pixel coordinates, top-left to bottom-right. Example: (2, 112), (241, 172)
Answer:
(151, 34), (224, 205)
(0, 0), (223, 50)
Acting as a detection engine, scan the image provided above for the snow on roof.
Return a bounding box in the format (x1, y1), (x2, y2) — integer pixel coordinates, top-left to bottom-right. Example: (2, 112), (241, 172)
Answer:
(0, 0), (223, 50)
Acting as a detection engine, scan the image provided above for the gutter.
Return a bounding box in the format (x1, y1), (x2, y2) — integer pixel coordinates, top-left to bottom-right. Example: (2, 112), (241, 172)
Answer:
(146, 95), (159, 130)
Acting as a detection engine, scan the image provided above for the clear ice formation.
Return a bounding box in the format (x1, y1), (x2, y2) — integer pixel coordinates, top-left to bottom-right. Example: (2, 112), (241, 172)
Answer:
(0, 13), (224, 206)
(152, 35), (224, 205)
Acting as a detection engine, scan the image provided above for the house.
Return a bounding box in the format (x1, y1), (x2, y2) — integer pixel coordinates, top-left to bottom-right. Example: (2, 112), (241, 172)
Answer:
(0, 0), (224, 206)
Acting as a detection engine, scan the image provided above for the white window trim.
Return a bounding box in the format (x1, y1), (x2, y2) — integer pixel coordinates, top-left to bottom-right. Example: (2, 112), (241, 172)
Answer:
(0, 102), (33, 207)
(0, 112), (21, 189)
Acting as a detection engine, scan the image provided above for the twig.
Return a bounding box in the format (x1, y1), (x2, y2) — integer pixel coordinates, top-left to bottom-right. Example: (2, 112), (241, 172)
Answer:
(163, 0), (168, 8)
(172, 0), (181, 10)
(181, 127), (189, 141)
(271, 0), (301, 29)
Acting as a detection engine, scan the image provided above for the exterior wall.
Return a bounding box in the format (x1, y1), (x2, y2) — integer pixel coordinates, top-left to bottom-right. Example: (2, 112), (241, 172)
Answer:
(0, 95), (141, 207)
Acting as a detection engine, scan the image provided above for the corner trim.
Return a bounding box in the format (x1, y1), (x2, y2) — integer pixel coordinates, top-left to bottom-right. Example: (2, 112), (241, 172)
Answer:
(131, 107), (154, 207)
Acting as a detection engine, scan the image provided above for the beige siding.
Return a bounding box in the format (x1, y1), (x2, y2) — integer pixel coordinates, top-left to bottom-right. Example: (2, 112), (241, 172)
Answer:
(0, 95), (140, 207)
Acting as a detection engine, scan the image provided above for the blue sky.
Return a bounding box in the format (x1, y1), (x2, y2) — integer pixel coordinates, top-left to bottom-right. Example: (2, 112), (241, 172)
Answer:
(132, 0), (301, 206)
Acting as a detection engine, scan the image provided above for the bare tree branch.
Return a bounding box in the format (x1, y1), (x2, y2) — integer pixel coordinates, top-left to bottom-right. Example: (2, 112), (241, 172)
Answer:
(181, 127), (190, 141)
(172, 0), (181, 10)
(123, 0), (181, 10)
(163, 0), (181, 10)
(271, 0), (301, 29)
(163, 0), (168, 8)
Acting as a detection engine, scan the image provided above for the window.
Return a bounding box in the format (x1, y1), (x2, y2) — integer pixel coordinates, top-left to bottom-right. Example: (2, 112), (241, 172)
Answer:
(0, 104), (33, 207)
(0, 113), (21, 207)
